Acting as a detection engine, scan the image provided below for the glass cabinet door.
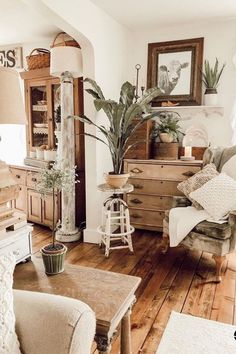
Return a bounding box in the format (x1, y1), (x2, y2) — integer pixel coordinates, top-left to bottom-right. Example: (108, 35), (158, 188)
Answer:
(30, 84), (49, 148)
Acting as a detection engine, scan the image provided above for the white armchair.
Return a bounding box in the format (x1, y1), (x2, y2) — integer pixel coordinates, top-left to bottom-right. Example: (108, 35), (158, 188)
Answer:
(13, 290), (96, 354)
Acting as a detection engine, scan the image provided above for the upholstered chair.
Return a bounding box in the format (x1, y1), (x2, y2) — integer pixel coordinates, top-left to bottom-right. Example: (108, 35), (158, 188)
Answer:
(162, 146), (236, 282)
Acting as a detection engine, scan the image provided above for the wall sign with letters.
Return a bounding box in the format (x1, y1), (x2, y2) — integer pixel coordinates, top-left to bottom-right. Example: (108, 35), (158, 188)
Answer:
(0, 47), (23, 69)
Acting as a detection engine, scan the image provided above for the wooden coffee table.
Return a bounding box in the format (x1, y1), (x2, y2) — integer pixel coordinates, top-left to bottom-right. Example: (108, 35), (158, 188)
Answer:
(13, 258), (141, 354)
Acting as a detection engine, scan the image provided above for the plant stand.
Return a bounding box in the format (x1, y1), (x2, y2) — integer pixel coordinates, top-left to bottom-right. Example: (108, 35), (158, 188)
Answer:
(97, 183), (134, 257)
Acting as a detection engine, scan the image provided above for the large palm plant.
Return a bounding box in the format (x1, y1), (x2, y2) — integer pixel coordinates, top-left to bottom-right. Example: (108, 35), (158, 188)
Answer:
(71, 78), (161, 174)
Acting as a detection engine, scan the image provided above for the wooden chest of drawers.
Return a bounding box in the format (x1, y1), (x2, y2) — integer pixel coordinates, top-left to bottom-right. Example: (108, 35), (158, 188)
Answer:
(124, 159), (202, 231)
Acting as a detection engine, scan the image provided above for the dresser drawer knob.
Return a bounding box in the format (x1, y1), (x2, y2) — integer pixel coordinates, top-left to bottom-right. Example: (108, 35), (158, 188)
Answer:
(182, 171), (195, 177)
(16, 174), (21, 179)
(32, 178), (37, 182)
(130, 168), (143, 174)
(130, 198), (142, 204)
(131, 214), (142, 219)
(13, 249), (20, 256)
(133, 184), (143, 190)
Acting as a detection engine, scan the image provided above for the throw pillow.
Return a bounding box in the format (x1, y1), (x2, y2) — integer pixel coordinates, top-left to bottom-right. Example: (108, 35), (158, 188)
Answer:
(189, 173), (236, 220)
(177, 163), (219, 209)
(0, 253), (22, 354)
(221, 154), (236, 180)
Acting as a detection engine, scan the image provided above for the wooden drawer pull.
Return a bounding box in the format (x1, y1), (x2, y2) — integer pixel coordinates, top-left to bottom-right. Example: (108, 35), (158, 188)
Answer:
(16, 174), (21, 179)
(182, 171), (195, 177)
(133, 184), (143, 189)
(130, 198), (143, 204)
(130, 168), (143, 174)
(32, 178), (37, 182)
(131, 214), (142, 219)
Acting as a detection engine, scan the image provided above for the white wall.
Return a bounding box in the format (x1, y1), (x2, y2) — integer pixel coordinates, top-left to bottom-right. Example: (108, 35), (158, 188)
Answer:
(127, 19), (236, 146)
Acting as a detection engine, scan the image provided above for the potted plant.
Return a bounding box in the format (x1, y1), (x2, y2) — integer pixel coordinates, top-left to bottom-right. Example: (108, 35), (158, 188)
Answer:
(54, 105), (61, 131)
(37, 164), (77, 275)
(201, 58), (226, 106)
(70, 78), (161, 188)
(151, 111), (184, 143)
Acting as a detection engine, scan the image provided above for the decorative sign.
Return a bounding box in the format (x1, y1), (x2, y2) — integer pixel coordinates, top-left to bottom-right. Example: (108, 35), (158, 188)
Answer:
(0, 47), (23, 69)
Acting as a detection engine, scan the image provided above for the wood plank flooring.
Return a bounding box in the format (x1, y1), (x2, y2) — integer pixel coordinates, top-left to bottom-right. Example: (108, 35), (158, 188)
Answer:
(29, 225), (236, 354)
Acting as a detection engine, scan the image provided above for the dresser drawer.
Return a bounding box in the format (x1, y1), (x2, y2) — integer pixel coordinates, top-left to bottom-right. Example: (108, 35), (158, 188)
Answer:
(129, 178), (183, 196)
(10, 168), (27, 186)
(127, 194), (173, 210)
(130, 208), (164, 228)
(27, 171), (40, 188)
(1, 233), (31, 263)
(127, 163), (201, 180)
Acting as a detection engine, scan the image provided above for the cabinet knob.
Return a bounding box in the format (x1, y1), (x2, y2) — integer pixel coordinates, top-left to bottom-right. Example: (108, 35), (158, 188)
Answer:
(182, 171), (195, 177)
(16, 174), (21, 179)
(133, 184), (143, 190)
(130, 168), (143, 174)
(13, 249), (20, 256)
(130, 198), (142, 204)
(32, 178), (37, 182)
(131, 214), (142, 219)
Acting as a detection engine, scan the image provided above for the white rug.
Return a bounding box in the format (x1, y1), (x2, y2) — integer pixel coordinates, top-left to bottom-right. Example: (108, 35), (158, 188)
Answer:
(156, 311), (236, 354)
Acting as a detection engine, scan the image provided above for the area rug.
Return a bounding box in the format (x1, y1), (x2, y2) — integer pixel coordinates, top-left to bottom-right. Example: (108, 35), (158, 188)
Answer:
(156, 311), (236, 354)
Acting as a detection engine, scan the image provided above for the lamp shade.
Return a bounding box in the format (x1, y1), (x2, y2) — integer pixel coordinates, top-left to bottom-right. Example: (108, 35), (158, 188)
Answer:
(50, 46), (83, 78)
(0, 67), (26, 124)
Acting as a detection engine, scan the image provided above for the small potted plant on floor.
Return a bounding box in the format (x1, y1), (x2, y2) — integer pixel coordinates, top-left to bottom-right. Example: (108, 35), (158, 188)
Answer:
(38, 164), (77, 275)
(201, 58), (226, 106)
(70, 78), (161, 188)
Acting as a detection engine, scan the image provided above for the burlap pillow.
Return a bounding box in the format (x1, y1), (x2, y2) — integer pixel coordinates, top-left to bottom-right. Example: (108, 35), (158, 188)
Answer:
(177, 163), (219, 209)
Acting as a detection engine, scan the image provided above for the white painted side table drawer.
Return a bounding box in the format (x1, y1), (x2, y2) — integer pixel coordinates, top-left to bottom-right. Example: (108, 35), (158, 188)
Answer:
(0, 226), (33, 263)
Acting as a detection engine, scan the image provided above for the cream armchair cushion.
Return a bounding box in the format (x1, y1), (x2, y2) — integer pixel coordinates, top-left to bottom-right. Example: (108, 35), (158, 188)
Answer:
(0, 253), (21, 354)
(14, 290), (96, 354)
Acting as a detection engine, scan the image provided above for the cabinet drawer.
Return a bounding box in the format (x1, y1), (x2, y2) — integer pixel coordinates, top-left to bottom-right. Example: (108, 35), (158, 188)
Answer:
(2, 234), (31, 263)
(130, 208), (164, 228)
(127, 163), (201, 180)
(129, 178), (183, 196)
(27, 171), (40, 188)
(10, 168), (27, 185)
(127, 194), (173, 210)
(14, 185), (27, 214)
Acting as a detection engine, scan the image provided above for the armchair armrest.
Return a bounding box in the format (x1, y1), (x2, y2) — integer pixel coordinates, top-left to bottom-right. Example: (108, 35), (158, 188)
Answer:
(13, 290), (96, 354)
(172, 196), (191, 208)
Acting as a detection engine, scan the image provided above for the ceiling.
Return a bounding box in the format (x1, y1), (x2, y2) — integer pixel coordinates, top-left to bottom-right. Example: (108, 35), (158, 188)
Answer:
(0, 0), (58, 45)
(91, 0), (236, 30)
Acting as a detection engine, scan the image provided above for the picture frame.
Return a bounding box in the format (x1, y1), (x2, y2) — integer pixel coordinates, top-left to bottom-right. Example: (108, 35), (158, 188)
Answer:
(147, 37), (204, 106)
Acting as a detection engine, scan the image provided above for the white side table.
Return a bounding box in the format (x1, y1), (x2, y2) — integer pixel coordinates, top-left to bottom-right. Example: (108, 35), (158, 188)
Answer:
(0, 225), (33, 263)
(97, 183), (135, 257)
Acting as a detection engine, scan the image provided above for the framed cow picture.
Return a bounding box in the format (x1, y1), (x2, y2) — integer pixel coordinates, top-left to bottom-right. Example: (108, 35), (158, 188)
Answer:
(147, 37), (204, 106)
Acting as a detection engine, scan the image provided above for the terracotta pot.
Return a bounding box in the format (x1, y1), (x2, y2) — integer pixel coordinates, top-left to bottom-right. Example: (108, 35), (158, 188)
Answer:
(159, 133), (174, 143)
(105, 173), (130, 188)
(41, 242), (67, 275)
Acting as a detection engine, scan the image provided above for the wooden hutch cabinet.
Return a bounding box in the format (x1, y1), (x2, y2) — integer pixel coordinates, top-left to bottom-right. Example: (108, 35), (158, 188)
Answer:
(11, 68), (85, 228)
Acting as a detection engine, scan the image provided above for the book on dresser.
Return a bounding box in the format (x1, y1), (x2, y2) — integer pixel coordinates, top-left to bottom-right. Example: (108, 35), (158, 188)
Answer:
(124, 159), (203, 231)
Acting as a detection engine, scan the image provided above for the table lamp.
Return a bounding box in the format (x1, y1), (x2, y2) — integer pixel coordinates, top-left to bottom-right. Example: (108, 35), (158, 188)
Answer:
(0, 67), (26, 221)
(50, 41), (83, 242)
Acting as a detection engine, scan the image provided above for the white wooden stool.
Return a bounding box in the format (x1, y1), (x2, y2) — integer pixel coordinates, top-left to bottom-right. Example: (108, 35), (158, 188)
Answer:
(97, 184), (134, 257)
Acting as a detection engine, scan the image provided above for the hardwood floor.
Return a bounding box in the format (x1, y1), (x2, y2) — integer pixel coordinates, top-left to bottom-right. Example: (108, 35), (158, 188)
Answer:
(31, 225), (236, 354)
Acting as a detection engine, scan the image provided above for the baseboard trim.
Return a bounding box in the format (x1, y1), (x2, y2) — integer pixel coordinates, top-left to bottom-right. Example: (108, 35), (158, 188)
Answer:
(83, 228), (101, 244)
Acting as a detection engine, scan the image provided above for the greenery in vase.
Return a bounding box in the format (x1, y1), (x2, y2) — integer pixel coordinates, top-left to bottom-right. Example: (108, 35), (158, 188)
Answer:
(70, 78), (161, 174)
(151, 111), (184, 142)
(37, 164), (77, 248)
(54, 105), (61, 124)
(201, 58), (226, 91)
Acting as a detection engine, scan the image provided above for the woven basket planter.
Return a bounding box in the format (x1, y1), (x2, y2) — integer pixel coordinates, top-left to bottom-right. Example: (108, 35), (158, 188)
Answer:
(26, 48), (50, 70)
(41, 243), (67, 275)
